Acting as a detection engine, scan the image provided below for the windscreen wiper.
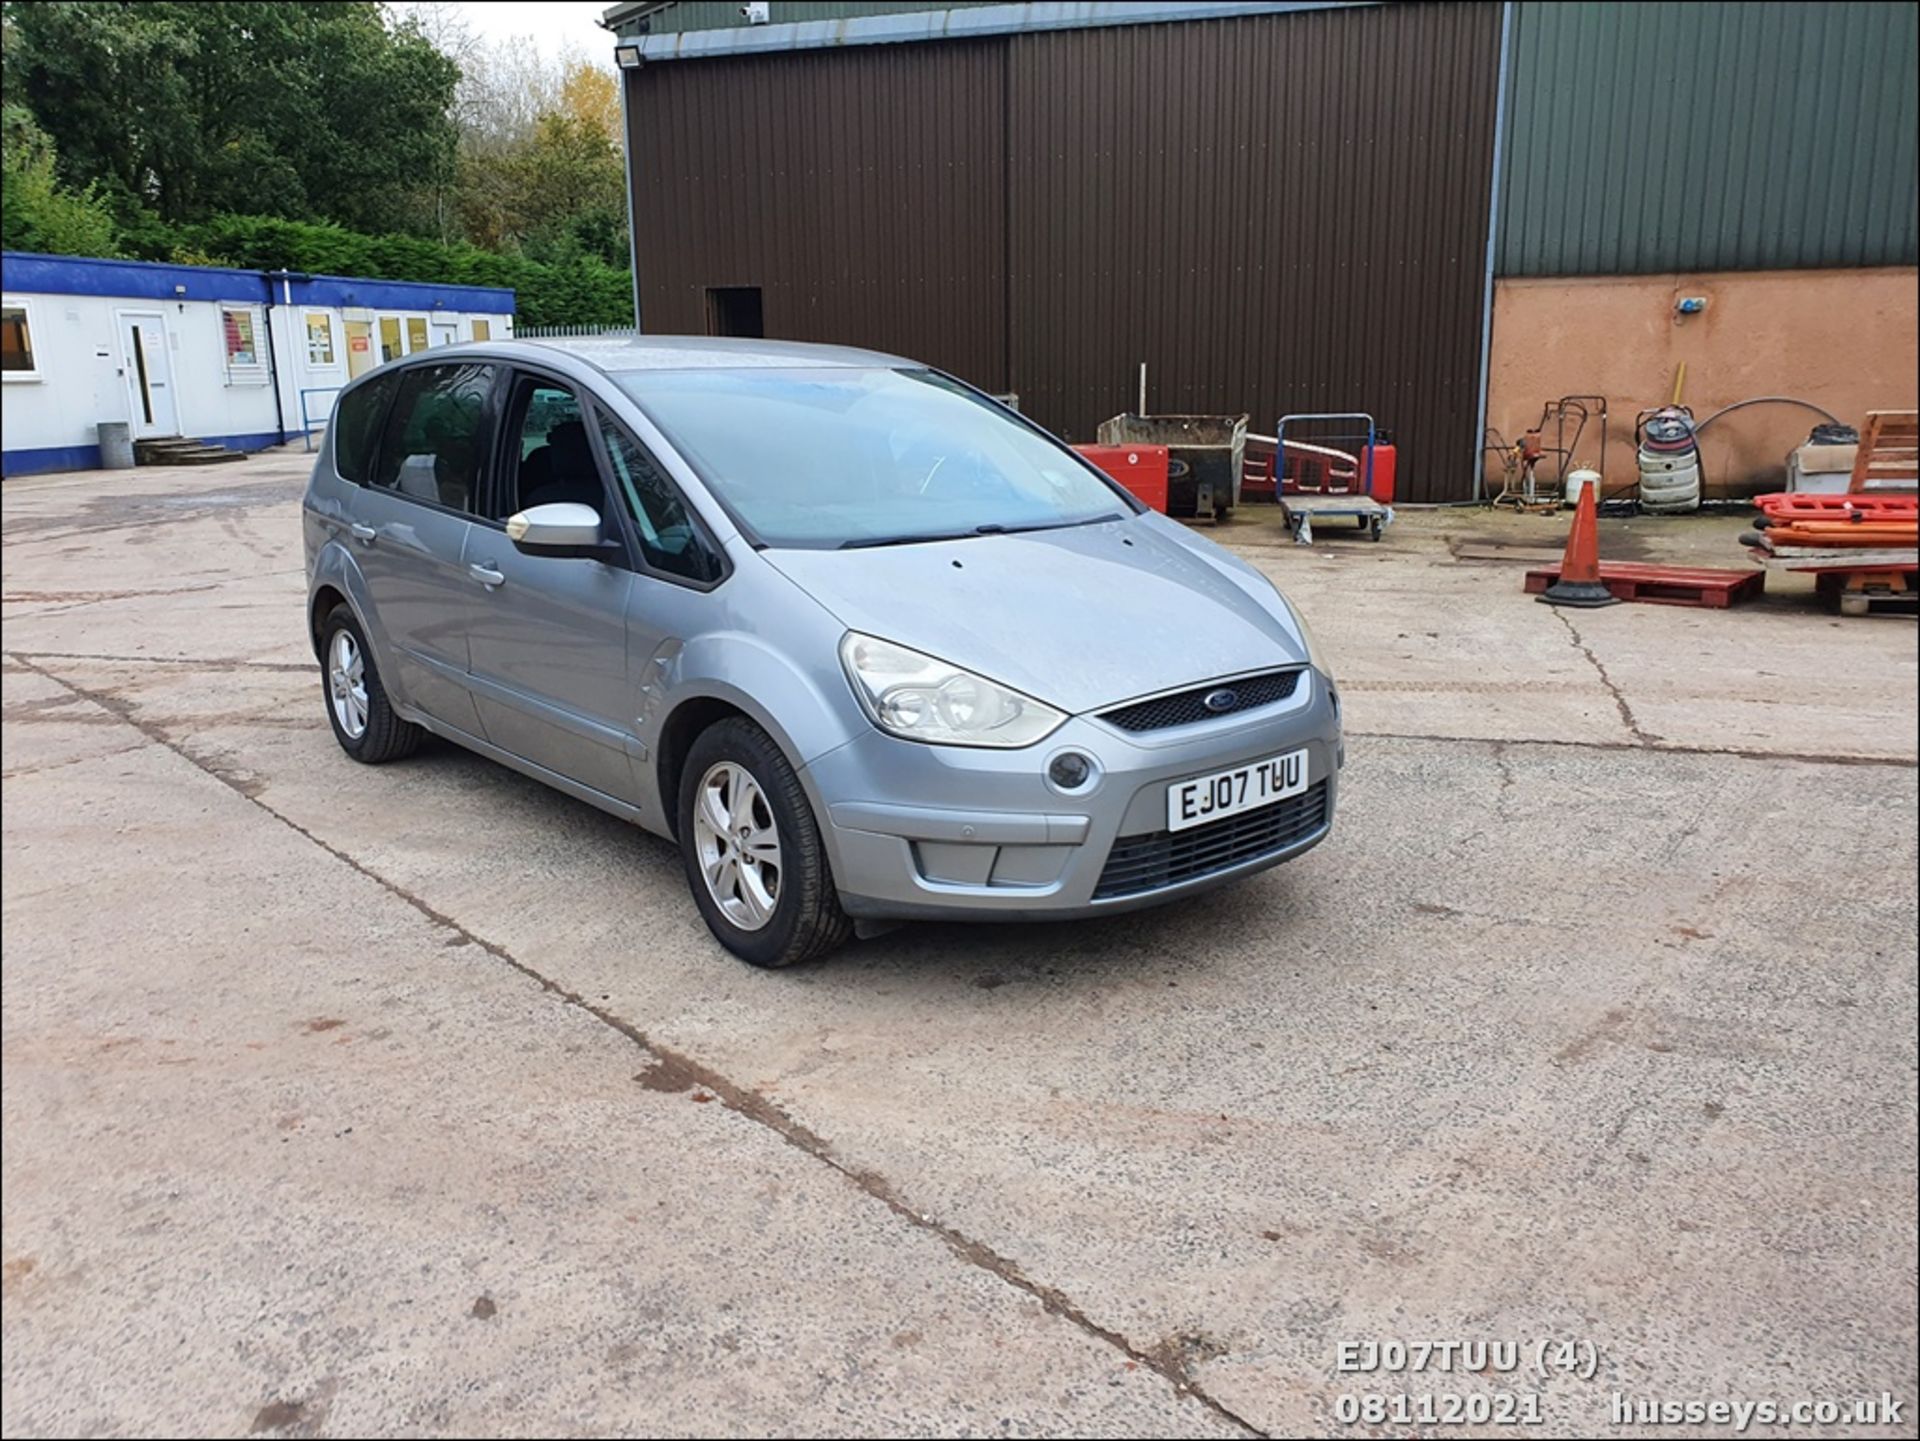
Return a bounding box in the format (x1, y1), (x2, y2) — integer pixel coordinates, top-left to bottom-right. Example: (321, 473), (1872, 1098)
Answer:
(839, 529), (986, 550)
(839, 515), (1126, 550)
(1000, 513), (1126, 535)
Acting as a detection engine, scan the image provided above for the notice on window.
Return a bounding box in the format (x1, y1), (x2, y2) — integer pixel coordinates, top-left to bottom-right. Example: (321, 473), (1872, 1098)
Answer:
(306, 312), (335, 366)
(223, 309), (258, 367)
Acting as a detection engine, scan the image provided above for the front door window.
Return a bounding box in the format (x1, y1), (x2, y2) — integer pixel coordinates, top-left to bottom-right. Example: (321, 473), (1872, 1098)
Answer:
(498, 378), (600, 516)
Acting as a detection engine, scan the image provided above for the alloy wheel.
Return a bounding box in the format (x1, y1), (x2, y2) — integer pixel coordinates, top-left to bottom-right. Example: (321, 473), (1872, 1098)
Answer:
(328, 628), (369, 740)
(692, 761), (782, 931)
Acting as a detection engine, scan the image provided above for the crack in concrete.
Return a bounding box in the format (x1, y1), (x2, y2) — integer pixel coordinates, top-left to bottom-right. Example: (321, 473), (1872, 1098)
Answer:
(1489, 740), (1518, 821)
(6, 650), (316, 674)
(2, 585), (223, 606)
(1549, 609), (1656, 745)
(1348, 729), (1918, 771)
(9, 652), (1267, 1439)
(2, 741), (153, 781)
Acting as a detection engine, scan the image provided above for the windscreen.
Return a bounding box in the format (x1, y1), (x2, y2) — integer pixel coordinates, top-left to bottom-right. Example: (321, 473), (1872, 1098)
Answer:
(615, 367), (1128, 548)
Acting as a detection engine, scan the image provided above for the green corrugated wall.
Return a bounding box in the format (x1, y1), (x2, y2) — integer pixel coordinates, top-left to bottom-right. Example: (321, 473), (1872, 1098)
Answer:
(1498, 0), (1919, 275)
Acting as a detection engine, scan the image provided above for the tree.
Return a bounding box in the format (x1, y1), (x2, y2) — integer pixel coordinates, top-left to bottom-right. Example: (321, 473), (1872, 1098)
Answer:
(504, 107), (627, 265)
(1, 1), (460, 235)
(558, 60), (620, 145)
(445, 43), (627, 268)
(0, 103), (118, 256)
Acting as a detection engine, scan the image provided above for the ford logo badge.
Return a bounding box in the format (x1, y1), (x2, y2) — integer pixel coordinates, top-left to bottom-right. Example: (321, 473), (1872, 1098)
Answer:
(1203, 688), (1239, 713)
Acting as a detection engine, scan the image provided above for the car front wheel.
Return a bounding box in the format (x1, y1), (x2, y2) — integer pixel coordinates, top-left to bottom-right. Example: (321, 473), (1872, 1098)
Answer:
(677, 717), (852, 968)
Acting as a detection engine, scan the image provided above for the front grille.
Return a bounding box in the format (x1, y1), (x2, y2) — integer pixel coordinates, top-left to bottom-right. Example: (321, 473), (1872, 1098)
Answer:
(1092, 781), (1329, 900)
(1100, 669), (1303, 733)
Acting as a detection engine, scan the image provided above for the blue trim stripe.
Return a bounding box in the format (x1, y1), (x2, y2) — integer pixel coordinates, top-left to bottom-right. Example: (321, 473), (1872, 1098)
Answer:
(292, 275), (512, 313)
(200, 428), (296, 452)
(1, 251), (511, 314)
(2, 252), (266, 304)
(2, 429), (297, 479)
(1, 444), (104, 478)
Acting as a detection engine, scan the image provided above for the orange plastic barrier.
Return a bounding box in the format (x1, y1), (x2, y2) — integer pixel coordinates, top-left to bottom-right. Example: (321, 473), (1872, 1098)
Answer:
(1764, 522), (1919, 547)
(1755, 493), (1919, 522)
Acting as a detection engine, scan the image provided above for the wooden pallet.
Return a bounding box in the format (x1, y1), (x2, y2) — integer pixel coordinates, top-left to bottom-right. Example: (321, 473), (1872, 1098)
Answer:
(1851, 410), (1919, 493)
(1523, 561), (1765, 608)
(1814, 566), (1920, 618)
(1836, 590), (1918, 617)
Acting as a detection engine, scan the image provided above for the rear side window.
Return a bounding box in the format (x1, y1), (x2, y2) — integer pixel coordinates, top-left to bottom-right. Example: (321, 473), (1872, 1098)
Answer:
(333, 372), (396, 484)
(371, 363), (497, 515)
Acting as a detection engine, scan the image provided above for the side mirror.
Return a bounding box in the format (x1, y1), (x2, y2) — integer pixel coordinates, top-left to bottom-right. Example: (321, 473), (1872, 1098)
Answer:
(505, 502), (618, 560)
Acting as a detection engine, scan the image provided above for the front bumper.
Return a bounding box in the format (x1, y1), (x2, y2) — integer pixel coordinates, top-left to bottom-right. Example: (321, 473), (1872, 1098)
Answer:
(805, 669), (1342, 921)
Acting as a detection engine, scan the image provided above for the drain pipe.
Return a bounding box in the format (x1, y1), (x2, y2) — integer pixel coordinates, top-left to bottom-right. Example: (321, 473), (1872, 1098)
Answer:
(615, 54), (644, 331)
(261, 271), (291, 447)
(1471, 0), (1516, 503)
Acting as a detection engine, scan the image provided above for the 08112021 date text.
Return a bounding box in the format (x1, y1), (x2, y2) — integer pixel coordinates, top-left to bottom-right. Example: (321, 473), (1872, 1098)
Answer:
(1333, 1391), (1546, 1427)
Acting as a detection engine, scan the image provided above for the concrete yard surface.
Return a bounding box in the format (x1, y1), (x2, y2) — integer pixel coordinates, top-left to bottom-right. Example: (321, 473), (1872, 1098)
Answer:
(3, 448), (1915, 1439)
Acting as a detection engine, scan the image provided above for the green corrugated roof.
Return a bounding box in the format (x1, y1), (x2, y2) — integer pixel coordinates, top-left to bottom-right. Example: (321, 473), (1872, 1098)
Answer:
(1498, 0), (1919, 275)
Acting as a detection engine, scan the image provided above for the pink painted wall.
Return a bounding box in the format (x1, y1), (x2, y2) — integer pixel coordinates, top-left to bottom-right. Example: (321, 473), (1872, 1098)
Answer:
(1485, 268), (1919, 499)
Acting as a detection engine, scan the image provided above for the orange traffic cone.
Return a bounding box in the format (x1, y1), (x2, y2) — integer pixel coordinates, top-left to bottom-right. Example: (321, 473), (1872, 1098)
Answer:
(1538, 479), (1619, 607)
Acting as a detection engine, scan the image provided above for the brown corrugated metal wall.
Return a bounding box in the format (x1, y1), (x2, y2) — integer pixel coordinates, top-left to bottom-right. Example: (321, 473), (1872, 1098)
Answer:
(626, 3), (1503, 501)
(629, 39), (1008, 389)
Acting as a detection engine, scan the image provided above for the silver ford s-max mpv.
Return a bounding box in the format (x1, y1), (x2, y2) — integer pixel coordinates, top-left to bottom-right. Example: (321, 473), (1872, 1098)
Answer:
(303, 338), (1341, 966)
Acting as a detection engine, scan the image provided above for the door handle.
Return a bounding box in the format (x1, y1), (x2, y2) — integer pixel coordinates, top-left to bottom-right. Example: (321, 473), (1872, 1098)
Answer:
(468, 562), (506, 589)
(349, 523), (377, 543)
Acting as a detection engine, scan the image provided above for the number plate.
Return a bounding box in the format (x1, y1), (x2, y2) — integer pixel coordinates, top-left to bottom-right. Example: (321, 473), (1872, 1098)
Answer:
(1166, 748), (1309, 832)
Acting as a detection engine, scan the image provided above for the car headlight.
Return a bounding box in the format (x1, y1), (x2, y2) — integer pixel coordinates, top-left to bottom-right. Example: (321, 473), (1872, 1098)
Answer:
(839, 633), (1066, 748)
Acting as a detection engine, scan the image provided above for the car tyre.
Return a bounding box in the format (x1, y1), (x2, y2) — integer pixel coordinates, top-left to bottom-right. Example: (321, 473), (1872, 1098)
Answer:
(320, 603), (423, 764)
(678, 717), (852, 968)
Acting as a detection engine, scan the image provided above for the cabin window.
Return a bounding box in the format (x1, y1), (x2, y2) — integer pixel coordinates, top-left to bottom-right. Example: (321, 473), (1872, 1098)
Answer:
(1, 300), (39, 380)
(304, 311), (337, 366)
(221, 305), (267, 383)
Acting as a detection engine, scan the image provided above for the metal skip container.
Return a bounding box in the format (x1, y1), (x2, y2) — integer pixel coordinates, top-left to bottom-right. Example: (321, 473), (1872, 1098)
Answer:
(1095, 413), (1248, 522)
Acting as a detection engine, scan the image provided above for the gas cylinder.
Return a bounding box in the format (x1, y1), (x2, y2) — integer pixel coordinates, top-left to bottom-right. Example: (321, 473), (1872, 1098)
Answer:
(1362, 430), (1397, 504)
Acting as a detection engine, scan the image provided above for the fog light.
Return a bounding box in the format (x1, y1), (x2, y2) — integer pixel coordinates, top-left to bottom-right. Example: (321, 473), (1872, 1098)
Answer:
(1048, 752), (1094, 790)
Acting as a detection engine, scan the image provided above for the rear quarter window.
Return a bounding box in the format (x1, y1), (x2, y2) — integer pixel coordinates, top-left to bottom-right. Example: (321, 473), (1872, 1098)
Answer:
(334, 373), (397, 484)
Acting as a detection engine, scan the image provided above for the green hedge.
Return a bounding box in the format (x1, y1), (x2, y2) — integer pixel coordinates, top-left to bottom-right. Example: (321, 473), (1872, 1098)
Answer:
(118, 214), (632, 328)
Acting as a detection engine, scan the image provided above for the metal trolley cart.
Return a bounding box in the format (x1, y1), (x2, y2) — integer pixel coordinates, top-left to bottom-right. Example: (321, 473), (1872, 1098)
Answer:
(1276, 411), (1395, 543)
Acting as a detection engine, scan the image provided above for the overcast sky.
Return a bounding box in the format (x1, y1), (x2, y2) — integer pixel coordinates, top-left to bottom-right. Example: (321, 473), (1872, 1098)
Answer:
(428, 1), (618, 66)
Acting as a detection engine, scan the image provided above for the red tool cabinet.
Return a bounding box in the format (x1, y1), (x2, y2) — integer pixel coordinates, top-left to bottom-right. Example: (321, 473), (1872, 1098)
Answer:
(1073, 444), (1170, 513)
